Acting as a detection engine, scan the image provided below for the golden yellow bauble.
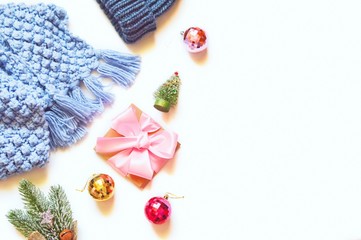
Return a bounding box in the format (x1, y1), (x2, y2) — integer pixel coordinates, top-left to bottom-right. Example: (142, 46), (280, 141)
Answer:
(87, 173), (115, 201)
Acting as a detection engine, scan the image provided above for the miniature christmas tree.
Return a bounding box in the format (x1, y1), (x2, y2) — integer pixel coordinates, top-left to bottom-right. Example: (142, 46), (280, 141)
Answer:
(6, 179), (77, 240)
(153, 72), (181, 112)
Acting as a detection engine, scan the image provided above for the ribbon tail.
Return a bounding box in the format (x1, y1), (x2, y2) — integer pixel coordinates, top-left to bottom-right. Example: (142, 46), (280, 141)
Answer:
(127, 150), (154, 180)
(107, 149), (133, 177)
(148, 153), (169, 174)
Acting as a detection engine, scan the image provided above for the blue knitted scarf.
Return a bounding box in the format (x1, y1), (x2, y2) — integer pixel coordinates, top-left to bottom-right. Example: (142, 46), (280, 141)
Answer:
(0, 3), (140, 179)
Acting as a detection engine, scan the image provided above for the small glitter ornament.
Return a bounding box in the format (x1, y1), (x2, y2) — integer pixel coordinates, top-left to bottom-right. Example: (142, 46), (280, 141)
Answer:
(77, 174), (115, 201)
(144, 193), (183, 224)
(59, 229), (73, 240)
(40, 209), (54, 226)
(182, 27), (207, 53)
(87, 174), (115, 201)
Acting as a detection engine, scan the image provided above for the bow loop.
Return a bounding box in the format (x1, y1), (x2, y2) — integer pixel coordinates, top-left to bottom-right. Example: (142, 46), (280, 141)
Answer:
(139, 112), (161, 133)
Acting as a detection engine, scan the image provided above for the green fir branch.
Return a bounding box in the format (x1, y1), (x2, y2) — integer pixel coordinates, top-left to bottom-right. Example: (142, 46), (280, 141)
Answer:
(7, 179), (75, 240)
(7, 209), (39, 237)
(48, 185), (74, 233)
(7, 205), (56, 239)
(18, 179), (50, 214)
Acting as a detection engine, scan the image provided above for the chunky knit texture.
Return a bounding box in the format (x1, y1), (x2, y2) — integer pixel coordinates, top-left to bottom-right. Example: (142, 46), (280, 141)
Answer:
(0, 3), (140, 179)
(96, 0), (176, 43)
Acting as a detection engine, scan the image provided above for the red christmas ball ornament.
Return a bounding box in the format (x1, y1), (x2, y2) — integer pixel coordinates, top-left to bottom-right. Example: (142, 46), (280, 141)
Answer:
(182, 27), (208, 53)
(144, 193), (184, 224)
(145, 196), (172, 224)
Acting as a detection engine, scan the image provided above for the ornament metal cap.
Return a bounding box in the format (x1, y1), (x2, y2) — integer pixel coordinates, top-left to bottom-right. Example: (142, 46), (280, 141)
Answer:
(154, 98), (171, 112)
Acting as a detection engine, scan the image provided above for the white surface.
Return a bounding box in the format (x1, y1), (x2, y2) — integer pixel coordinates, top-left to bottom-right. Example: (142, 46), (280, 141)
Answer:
(1, 0), (361, 239)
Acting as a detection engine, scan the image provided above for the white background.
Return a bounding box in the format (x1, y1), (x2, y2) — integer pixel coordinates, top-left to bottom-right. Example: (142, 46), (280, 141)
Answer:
(1, 0), (361, 239)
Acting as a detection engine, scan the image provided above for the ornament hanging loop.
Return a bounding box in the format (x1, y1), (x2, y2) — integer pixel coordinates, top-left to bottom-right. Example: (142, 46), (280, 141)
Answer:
(164, 192), (184, 200)
(76, 174), (97, 192)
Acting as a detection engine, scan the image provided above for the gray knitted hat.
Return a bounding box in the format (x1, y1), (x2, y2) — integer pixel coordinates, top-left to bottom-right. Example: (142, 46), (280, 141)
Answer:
(96, 0), (176, 43)
(0, 3), (140, 179)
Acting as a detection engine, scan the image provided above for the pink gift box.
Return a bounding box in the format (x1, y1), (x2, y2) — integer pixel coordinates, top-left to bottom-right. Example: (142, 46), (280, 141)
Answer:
(95, 104), (180, 188)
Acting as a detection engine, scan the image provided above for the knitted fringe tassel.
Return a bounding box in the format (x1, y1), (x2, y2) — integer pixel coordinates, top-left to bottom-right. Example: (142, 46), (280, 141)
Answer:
(45, 106), (84, 149)
(53, 94), (97, 123)
(46, 89), (102, 149)
(83, 76), (113, 104)
(70, 87), (104, 114)
(46, 50), (140, 149)
(97, 50), (141, 87)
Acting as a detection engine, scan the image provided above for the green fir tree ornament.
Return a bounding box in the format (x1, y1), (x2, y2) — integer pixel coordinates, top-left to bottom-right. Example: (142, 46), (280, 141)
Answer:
(6, 179), (77, 240)
(154, 72), (181, 112)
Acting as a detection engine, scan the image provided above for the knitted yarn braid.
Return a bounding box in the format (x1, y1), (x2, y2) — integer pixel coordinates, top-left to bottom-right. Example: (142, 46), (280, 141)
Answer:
(96, 0), (176, 43)
(0, 3), (140, 179)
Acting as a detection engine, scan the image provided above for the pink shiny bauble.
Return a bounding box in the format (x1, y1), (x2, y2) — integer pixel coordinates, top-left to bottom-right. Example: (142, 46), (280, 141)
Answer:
(183, 27), (207, 53)
(144, 197), (172, 224)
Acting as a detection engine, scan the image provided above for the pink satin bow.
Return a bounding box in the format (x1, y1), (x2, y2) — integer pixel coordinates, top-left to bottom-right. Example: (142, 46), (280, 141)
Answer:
(95, 106), (178, 180)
